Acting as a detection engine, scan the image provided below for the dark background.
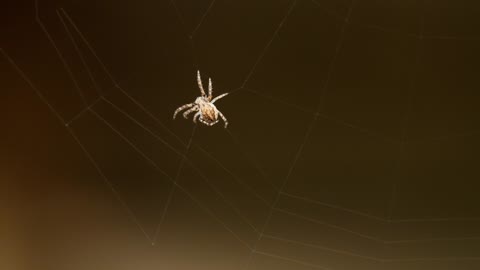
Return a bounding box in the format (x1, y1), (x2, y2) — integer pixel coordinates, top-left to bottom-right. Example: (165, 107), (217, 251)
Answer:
(2, 0), (480, 269)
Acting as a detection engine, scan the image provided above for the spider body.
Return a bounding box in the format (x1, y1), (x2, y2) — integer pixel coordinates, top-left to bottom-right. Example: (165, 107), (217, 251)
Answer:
(173, 71), (229, 128)
(197, 97), (218, 123)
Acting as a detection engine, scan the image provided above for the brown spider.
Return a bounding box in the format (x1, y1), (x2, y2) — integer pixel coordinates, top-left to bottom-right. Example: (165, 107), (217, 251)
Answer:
(173, 70), (229, 128)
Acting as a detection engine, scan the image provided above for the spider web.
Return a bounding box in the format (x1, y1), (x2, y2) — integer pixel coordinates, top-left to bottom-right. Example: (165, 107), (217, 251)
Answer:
(2, 0), (480, 269)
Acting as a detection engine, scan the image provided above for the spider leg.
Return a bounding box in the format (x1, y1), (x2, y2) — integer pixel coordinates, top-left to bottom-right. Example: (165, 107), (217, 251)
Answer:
(197, 70), (206, 97)
(208, 78), (213, 100)
(173, 103), (195, 119)
(211, 92), (228, 104)
(217, 111), (228, 128)
(199, 117), (218, 127)
(199, 118), (210, 126)
(183, 106), (198, 119)
(193, 111), (201, 124)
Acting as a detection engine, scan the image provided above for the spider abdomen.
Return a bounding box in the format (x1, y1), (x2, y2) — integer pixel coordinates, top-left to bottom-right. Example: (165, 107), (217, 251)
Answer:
(201, 105), (218, 122)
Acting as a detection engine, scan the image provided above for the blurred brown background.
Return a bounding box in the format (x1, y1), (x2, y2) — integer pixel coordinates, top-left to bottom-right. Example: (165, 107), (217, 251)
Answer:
(2, 0), (480, 269)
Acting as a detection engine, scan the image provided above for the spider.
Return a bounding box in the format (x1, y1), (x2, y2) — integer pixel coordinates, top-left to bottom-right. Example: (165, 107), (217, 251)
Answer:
(173, 70), (229, 128)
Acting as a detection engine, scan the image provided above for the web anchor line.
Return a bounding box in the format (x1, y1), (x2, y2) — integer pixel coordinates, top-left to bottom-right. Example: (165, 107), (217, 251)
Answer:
(240, 0), (298, 89)
(57, 9), (103, 96)
(35, 3), (88, 107)
(190, 0), (217, 38)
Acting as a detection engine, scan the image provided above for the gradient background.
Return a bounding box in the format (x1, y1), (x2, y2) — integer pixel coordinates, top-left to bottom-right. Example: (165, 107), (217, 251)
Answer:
(2, 0), (480, 269)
